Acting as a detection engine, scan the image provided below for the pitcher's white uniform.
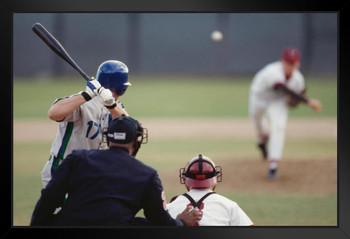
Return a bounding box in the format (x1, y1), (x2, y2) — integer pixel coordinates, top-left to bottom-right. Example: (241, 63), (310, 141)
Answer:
(249, 61), (305, 160)
(41, 93), (125, 187)
(167, 189), (253, 226)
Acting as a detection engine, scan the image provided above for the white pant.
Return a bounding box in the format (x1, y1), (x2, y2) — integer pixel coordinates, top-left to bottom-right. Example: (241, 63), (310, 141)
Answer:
(249, 96), (288, 160)
(41, 155), (65, 214)
(41, 155), (63, 188)
(41, 156), (53, 188)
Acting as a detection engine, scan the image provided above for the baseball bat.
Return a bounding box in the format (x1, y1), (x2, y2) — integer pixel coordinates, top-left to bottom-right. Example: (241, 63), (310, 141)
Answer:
(32, 23), (91, 81)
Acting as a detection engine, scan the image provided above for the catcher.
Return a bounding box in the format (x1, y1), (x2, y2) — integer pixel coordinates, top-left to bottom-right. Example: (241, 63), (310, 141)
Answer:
(248, 47), (322, 179)
(166, 154), (254, 226)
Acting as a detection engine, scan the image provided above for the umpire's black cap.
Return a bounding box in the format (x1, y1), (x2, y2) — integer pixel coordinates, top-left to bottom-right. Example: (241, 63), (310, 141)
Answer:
(107, 115), (141, 144)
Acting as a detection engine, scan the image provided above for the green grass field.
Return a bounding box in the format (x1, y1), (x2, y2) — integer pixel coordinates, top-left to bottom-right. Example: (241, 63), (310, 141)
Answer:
(13, 76), (337, 226)
(13, 75), (337, 119)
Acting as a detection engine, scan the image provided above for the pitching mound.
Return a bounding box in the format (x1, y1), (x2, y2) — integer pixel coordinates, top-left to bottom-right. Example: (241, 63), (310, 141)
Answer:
(161, 158), (336, 195)
(218, 158), (337, 194)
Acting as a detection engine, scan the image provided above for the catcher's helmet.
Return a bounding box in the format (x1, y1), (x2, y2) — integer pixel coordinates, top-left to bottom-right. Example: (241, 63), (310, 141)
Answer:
(179, 154), (222, 189)
(96, 60), (131, 96)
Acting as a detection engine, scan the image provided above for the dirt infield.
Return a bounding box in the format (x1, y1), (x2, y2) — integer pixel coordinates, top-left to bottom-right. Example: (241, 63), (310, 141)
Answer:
(13, 117), (337, 195)
(219, 158), (336, 194)
(13, 117), (337, 141)
(160, 157), (337, 195)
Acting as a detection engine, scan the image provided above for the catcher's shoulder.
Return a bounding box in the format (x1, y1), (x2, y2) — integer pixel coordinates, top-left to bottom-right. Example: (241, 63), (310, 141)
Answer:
(210, 193), (240, 206)
(168, 194), (188, 204)
(169, 195), (179, 203)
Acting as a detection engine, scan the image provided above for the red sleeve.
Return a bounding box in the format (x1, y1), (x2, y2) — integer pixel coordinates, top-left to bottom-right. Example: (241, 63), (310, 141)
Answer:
(272, 81), (284, 89)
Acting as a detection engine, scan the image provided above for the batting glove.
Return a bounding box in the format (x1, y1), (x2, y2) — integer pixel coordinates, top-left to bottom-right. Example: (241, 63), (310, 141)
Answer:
(97, 87), (117, 109)
(82, 79), (102, 101)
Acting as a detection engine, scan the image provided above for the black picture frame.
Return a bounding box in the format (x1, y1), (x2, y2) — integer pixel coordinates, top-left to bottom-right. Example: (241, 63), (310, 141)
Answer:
(4, 0), (350, 238)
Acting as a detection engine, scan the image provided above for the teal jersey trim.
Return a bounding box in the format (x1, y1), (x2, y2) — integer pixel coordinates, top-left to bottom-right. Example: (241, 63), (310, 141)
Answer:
(52, 122), (74, 172)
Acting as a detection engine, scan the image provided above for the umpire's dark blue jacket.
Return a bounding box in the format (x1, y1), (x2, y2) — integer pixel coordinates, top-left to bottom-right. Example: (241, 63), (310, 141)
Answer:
(30, 147), (183, 226)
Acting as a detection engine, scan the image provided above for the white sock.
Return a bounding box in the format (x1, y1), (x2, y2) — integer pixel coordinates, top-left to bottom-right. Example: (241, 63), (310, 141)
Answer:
(269, 160), (279, 170)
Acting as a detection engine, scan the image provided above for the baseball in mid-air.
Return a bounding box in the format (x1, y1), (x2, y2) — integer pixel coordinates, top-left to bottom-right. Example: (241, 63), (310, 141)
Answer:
(211, 30), (223, 42)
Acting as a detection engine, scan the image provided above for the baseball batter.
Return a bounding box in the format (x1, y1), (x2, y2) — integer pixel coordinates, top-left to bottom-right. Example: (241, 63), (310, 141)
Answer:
(167, 154), (254, 226)
(41, 60), (131, 187)
(249, 48), (322, 179)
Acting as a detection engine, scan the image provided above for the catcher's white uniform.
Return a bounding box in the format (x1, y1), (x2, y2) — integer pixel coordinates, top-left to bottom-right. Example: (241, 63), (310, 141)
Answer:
(41, 93), (125, 187)
(166, 189), (253, 226)
(249, 61), (305, 160)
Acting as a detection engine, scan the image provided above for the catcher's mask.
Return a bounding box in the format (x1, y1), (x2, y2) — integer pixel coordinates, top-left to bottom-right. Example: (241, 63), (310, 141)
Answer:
(179, 154), (222, 189)
(107, 115), (148, 156)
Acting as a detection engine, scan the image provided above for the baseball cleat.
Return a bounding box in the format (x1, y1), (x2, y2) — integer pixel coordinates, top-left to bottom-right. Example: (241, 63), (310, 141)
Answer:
(257, 142), (268, 160)
(267, 168), (278, 180)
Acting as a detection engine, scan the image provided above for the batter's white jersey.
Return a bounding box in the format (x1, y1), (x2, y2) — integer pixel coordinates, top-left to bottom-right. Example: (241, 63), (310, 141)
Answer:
(166, 189), (254, 226)
(41, 93), (125, 187)
(249, 61), (305, 104)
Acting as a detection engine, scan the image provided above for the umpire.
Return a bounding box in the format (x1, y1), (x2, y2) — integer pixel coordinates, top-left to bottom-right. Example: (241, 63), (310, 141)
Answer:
(30, 115), (202, 226)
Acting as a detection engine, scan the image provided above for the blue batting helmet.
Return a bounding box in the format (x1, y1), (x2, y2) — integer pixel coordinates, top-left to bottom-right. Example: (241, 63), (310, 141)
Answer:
(96, 60), (131, 96)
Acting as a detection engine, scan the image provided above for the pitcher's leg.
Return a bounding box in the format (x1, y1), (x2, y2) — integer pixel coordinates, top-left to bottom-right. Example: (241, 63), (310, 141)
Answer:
(249, 99), (269, 159)
(266, 101), (288, 179)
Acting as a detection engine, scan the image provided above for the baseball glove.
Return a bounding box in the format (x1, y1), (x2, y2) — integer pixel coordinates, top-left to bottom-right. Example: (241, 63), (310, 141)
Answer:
(287, 95), (300, 108)
(287, 89), (307, 108)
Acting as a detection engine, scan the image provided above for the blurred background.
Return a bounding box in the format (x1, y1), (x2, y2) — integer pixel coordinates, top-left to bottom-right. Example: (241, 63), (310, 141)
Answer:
(14, 13), (336, 77)
(13, 13), (337, 226)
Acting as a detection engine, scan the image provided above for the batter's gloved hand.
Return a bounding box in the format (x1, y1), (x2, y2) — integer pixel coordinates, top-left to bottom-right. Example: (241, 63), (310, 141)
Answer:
(82, 79), (102, 101)
(97, 87), (117, 109)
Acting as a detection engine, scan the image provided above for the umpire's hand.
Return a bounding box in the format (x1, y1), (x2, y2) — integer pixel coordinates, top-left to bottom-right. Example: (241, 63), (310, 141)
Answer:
(176, 206), (203, 226)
